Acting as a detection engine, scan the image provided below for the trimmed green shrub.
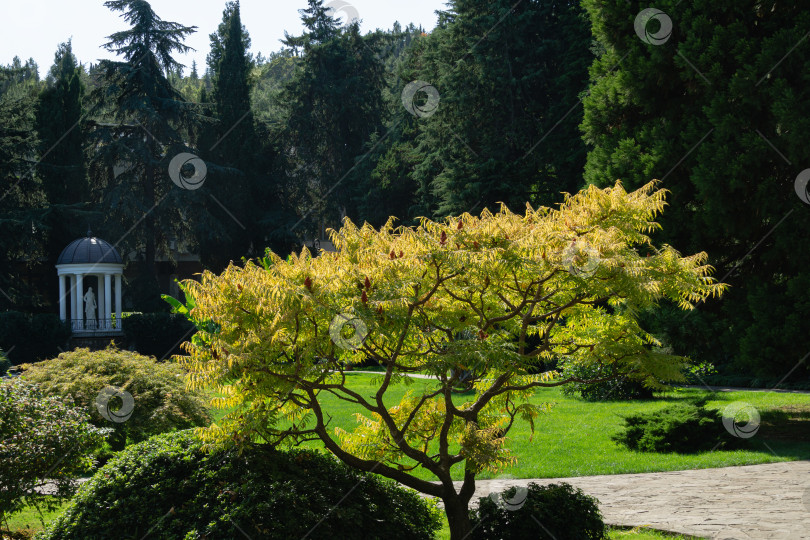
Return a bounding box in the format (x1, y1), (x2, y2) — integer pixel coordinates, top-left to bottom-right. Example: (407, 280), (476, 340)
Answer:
(0, 379), (108, 525)
(124, 312), (195, 359)
(561, 362), (654, 401)
(470, 482), (607, 540)
(611, 402), (742, 453)
(20, 347), (209, 450)
(40, 430), (443, 540)
(0, 312), (70, 365)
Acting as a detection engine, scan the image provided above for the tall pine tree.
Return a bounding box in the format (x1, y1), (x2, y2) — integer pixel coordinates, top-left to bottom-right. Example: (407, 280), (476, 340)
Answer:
(196, 1), (261, 269)
(402, 0), (593, 217)
(0, 65), (46, 309)
(281, 0), (386, 240)
(89, 0), (201, 310)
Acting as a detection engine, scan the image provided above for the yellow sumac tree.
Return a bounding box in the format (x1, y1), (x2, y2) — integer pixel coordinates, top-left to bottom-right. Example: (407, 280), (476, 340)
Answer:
(173, 181), (725, 538)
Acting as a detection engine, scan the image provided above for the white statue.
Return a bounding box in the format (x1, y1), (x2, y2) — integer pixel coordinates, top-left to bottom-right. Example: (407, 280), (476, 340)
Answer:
(84, 287), (97, 327)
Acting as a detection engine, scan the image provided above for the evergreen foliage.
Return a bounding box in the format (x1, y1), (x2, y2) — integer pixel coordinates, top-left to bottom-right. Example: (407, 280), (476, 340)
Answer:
(581, 0), (810, 380)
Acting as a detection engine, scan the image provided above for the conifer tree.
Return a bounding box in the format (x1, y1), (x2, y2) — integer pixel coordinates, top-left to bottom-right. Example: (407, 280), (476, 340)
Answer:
(88, 0), (201, 310)
(581, 0), (810, 380)
(281, 0), (385, 238)
(36, 41), (91, 268)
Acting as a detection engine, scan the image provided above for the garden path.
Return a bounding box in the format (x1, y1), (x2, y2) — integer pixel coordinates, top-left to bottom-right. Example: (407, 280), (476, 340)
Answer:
(452, 461), (810, 539)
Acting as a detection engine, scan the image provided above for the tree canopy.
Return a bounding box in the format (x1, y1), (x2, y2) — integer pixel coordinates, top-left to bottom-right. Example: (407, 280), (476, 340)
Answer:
(176, 180), (725, 538)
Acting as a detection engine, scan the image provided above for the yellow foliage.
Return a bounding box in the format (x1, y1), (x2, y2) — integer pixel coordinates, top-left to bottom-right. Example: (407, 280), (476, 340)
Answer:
(175, 180), (726, 474)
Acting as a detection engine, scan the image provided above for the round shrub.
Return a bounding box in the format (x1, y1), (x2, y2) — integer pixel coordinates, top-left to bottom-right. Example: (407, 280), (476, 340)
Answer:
(19, 346), (210, 450)
(470, 482), (607, 540)
(0, 379), (108, 524)
(611, 402), (743, 453)
(40, 430), (443, 540)
(561, 362), (654, 401)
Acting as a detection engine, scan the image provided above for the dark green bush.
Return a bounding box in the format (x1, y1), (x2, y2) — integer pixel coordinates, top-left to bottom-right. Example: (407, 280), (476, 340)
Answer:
(611, 402), (742, 453)
(470, 482), (606, 540)
(40, 430), (443, 540)
(0, 348), (10, 376)
(561, 362), (654, 401)
(20, 347), (209, 450)
(124, 312), (195, 359)
(0, 312), (70, 364)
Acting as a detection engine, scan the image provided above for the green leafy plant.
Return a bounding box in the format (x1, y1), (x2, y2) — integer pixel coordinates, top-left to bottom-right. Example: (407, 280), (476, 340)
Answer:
(470, 482), (607, 540)
(683, 361), (718, 385)
(0, 379), (108, 527)
(40, 430), (443, 539)
(612, 401), (741, 453)
(19, 346), (210, 450)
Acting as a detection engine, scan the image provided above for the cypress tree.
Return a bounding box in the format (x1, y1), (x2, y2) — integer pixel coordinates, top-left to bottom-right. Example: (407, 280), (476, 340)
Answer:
(406, 0), (593, 217)
(581, 0), (810, 381)
(36, 41), (91, 266)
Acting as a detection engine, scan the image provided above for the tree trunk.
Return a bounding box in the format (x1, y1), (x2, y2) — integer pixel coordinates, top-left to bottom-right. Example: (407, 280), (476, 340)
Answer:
(443, 494), (474, 540)
(145, 144), (157, 281)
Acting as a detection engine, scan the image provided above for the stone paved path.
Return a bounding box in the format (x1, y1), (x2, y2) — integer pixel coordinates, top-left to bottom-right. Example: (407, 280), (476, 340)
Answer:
(441, 461), (810, 539)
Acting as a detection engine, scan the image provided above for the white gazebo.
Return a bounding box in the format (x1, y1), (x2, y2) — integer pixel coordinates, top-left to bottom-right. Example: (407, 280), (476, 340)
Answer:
(56, 231), (125, 334)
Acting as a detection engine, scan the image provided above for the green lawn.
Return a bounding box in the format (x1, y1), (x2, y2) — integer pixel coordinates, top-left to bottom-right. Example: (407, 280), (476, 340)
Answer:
(608, 526), (704, 539)
(211, 373), (810, 481)
(7, 377), (807, 538)
(2, 499), (70, 536)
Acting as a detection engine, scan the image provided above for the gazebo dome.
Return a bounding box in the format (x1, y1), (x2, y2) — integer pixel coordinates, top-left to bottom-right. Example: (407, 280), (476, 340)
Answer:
(55, 230), (125, 335)
(57, 232), (123, 265)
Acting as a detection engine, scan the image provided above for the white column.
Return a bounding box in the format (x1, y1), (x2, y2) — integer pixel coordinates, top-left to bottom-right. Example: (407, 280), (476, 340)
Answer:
(115, 273), (122, 330)
(69, 274), (77, 329)
(104, 273), (112, 331)
(97, 276), (104, 330)
(58, 274), (66, 321)
(76, 273), (84, 331)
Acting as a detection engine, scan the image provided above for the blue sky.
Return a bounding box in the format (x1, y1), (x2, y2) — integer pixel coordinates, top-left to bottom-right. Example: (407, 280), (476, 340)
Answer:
(0, 0), (444, 77)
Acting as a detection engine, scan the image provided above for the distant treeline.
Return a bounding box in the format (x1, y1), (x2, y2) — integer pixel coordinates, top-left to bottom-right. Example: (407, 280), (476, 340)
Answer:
(0, 0), (808, 383)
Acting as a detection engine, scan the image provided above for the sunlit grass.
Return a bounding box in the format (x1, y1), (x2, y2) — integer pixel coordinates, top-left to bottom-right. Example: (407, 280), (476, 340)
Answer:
(7, 381), (805, 537)
(209, 374), (810, 481)
(2, 498), (69, 535)
(608, 526), (705, 539)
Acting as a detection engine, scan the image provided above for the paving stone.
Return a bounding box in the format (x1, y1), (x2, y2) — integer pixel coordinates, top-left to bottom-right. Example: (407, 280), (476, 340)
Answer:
(429, 461), (810, 539)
